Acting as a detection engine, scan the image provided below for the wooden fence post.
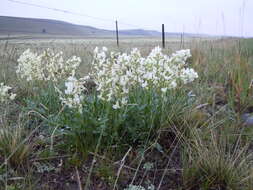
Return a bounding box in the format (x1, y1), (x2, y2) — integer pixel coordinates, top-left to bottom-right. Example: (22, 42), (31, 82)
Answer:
(116, 20), (119, 47)
(162, 24), (165, 48)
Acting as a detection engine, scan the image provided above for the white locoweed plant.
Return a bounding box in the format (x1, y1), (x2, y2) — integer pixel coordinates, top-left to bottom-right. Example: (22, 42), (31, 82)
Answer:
(16, 47), (198, 155)
(25, 46), (197, 113)
(53, 47), (199, 155)
(0, 82), (16, 103)
(55, 76), (89, 113)
(91, 46), (198, 110)
(16, 48), (81, 82)
(16, 48), (82, 115)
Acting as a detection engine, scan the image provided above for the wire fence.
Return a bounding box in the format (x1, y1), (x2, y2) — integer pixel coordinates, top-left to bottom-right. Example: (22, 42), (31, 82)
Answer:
(7, 0), (157, 30)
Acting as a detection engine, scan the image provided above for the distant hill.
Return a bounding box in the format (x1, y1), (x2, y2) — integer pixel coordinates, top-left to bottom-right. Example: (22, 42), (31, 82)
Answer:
(0, 16), (212, 38)
(0, 16), (113, 36)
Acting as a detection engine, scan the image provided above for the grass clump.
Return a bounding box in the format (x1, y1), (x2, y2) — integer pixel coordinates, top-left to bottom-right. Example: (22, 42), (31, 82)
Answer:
(182, 130), (253, 190)
(0, 117), (32, 167)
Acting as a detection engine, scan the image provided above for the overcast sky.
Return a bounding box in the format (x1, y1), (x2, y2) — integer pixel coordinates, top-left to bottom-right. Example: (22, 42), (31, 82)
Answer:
(1, 0), (252, 37)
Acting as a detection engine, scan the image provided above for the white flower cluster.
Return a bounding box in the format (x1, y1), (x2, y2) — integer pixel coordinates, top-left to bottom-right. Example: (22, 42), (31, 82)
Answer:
(92, 46), (198, 109)
(16, 49), (43, 81)
(55, 47), (198, 112)
(0, 83), (16, 103)
(17, 49), (81, 82)
(56, 76), (88, 113)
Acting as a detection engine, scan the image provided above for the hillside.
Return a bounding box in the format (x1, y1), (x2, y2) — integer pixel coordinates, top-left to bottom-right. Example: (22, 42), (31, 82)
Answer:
(0, 16), (213, 38)
(0, 16), (113, 36)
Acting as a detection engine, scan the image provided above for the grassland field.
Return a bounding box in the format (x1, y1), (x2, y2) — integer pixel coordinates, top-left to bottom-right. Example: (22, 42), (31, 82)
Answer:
(0, 36), (253, 190)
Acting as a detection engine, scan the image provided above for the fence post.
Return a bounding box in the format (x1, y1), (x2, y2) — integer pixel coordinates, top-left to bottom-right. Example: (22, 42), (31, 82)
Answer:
(180, 33), (183, 48)
(115, 20), (119, 47)
(182, 32), (185, 48)
(180, 32), (185, 49)
(162, 24), (165, 48)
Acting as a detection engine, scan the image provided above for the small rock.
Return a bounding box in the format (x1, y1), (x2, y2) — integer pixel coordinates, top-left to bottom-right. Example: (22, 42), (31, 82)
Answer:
(241, 113), (253, 127)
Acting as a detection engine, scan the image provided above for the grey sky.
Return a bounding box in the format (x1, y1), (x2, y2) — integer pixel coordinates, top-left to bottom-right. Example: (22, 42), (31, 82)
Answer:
(1, 0), (252, 37)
